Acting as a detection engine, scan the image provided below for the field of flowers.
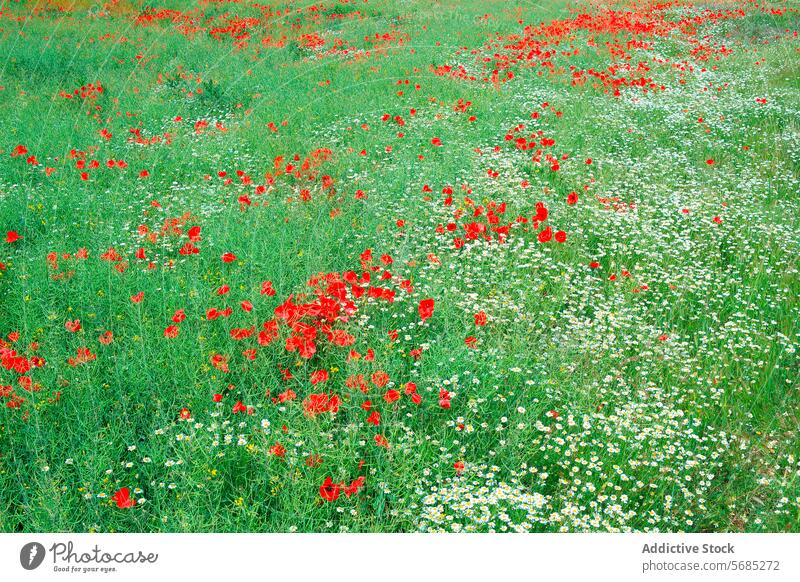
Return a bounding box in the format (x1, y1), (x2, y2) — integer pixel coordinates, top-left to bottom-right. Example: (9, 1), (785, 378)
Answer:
(0, 0), (798, 533)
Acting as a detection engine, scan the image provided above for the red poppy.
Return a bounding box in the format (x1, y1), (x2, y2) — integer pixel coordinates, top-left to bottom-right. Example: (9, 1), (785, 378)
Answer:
(371, 371), (389, 388)
(303, 393), (340, 417)
(534, 202), (548, 222)
(383, 389), (400, 403)
(366, 411), (381, 426)
(319, 477), (341, 502)
(305, 454), (323, 467)
(344, 476), (365, 497)
(538, 226), (553, 243)
(418, 298), (435, 321)
(111, 487), (136, 508)
(179, 242), (200, 255)
(229, 327), (255, 340)
(310, 370), (329, 384)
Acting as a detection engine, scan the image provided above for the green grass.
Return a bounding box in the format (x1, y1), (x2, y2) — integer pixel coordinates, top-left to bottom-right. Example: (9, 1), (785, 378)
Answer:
(0, 0), (798, 533)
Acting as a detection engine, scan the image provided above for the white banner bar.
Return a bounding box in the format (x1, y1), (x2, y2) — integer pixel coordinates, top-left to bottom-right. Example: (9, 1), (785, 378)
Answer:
(1, 534), (798, 581)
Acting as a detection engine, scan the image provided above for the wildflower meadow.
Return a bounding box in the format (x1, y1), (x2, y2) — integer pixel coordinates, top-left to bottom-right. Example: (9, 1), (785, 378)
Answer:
(0, 0), (798, 534)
